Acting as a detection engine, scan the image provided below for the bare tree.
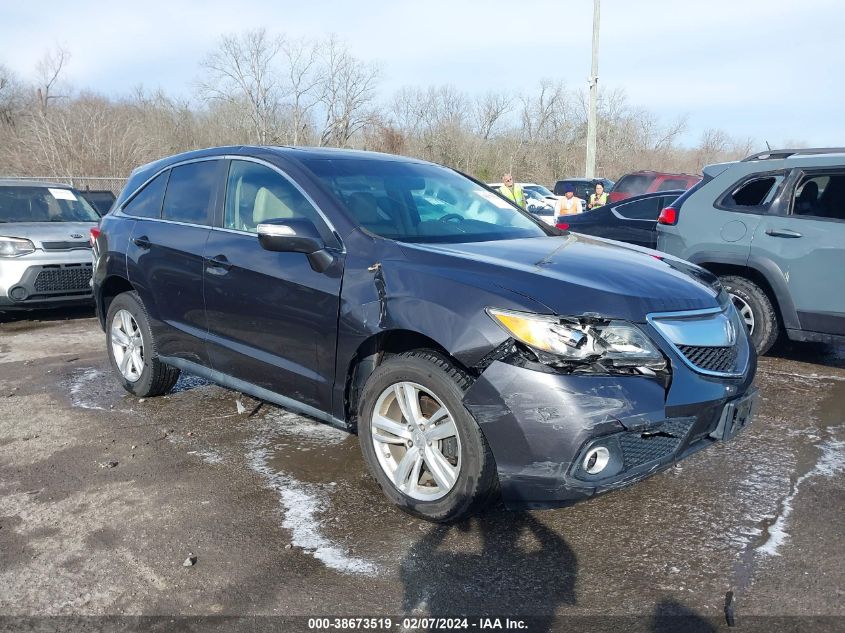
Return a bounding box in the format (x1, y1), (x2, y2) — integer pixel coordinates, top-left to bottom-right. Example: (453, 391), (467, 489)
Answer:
(0, 63), (25, 126)
(280, 37), (322, 144)
(198, 29), (284, 144)
(35, 46), (70, 112)
(473, 91), (513, 140)
(317, 36), (379, 147)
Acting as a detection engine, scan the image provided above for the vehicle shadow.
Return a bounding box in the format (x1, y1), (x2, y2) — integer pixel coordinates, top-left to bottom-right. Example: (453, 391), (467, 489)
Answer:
(766, 339), (845, 369)
(400, 507), (577, 632)
(0, 304), (95, 325)
(650, 599), (717, 633)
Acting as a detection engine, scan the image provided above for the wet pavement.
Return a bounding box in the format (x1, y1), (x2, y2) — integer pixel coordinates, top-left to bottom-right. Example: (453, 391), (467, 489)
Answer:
(0, 307), (843, 631)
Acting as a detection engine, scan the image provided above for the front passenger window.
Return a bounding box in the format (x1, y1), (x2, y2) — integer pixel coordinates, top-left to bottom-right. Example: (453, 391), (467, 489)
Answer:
(224, 160), (332, 241)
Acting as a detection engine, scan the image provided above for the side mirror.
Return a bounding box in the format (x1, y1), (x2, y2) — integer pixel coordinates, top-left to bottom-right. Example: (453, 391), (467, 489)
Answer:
(257, 219), (334, 273)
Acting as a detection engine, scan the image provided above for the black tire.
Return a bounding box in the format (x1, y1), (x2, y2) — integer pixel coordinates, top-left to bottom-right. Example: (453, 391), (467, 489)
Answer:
(105, 291), (180, 397)
(357, 350), (498, 522)
(719, 275), (779, 355)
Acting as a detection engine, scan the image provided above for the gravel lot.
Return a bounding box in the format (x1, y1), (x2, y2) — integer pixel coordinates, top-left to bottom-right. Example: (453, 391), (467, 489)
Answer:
(1, 307), (843, 632)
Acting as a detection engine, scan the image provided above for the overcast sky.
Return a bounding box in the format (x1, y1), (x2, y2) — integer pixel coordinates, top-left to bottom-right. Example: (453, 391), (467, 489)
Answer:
(2, 0), (842, 148)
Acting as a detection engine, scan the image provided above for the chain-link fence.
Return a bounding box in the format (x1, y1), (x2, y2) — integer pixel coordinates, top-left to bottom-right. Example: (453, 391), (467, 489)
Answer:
(0, 176), (128, 194)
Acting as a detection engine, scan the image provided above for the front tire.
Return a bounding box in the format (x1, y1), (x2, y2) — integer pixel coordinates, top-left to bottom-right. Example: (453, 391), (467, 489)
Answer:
(106, 291), (180, 397)
(357, 351), (498, 522)
(719, 275), (779, 355)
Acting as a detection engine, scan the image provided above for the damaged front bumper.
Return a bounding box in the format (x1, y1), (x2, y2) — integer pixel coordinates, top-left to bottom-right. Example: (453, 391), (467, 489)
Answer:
(462, 354), (757, 509)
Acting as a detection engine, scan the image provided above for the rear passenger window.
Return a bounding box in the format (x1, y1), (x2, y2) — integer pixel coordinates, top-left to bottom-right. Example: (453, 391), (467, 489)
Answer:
(724, 175), (783, 208)
(657, 178), (689, 191)
(122, 171), (169, 218)
(614, 175), (651, 195)
(793, 173), (845, 220)
(224, 160), (334, 243)
(162, 161), (219, 226)
(615, 197), (660, 220)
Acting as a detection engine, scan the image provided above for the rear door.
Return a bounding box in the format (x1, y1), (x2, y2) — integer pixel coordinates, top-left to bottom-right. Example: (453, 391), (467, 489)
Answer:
(203, 158), (344, 411)
(608, 196), (662, 247)
(127, 159), (223, 365)
(751, 169), (845, 336)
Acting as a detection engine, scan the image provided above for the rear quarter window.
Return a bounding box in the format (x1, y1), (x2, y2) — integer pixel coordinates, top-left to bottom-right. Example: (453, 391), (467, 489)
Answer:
(122, 171), (169, 218)
(614, 174), (651, 195)
(720, 174), (784, 209)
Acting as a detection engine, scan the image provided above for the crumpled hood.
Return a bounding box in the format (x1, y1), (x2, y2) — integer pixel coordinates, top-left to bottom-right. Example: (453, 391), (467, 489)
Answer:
(0, 222), (95, 249)
(400, 234), (722, 322)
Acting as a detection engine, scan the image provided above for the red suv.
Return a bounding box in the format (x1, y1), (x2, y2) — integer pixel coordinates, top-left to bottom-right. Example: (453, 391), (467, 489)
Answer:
(609, 171), (700, 203)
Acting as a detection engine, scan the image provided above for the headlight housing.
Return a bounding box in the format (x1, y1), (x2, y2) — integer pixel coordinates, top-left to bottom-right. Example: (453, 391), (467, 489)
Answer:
(0, 237), (36, 257)
(487, 308), (666, 371)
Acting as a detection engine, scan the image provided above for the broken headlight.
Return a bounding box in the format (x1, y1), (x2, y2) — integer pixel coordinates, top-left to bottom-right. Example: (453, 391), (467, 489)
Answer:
(487, 308), (666, 371)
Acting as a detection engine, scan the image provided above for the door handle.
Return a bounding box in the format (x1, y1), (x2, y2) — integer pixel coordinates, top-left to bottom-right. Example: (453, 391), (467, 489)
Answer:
(206, 255), (233, 274)
(765, 228), (802, 238)
(132, 235), (152, 249)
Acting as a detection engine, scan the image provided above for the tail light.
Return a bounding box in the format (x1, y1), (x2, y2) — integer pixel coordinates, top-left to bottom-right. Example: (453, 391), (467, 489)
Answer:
(556, 222), (570, 230)
(89, 226), (101, 247)
(658, 207), (678, 225)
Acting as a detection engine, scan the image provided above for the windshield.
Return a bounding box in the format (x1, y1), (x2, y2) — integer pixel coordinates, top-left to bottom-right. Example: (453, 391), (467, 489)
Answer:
(525, 185), (555, 197)
(303, 159), (549, 243)
(0, 186), (100, 223)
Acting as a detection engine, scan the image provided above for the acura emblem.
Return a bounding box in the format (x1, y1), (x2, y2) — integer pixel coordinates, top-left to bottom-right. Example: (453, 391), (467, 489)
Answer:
(70, 233), (83, 239)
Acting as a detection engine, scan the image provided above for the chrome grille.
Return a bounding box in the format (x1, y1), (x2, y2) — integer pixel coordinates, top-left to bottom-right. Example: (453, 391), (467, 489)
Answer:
(677, 345), (738, 374)
(34, 265), (92, 292)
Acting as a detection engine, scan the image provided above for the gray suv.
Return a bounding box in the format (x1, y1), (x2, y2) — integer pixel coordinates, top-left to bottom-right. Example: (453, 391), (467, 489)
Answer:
(0, 180), (99, 311)
(657, 148), (845, 354)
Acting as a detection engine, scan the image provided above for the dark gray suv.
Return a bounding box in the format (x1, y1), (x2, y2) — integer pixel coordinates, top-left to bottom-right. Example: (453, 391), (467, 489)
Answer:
(657, 148), (845, 354)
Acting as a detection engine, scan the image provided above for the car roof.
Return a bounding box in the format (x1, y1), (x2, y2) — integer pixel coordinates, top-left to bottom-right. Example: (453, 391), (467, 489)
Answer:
(0, 179), (76, 189)
(608, 190), (685, 205)
(618, 171), (698, 178)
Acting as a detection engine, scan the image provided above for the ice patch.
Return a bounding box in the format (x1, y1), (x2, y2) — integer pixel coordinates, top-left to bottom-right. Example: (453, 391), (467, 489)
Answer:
(187, 449), (224, 464)
(261, 408), (349, 445)
(69, 368), (106, 410)
(757, 438), (845, 556)
(245, 428), (377, 575)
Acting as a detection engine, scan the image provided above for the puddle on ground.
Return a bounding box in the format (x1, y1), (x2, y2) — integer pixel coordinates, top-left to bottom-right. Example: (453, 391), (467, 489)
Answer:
(731, 373), (845, 592)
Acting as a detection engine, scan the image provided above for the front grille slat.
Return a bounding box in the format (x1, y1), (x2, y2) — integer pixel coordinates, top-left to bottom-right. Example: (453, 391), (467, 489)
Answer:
(677, 345), (738, 374)
(41, 241), (91, 251)
(33, 265), (92, 292)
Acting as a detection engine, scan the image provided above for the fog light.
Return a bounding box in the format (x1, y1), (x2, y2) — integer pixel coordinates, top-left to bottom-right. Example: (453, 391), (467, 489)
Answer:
(9, 286), (28, 301)
(583, 446), (610, 474)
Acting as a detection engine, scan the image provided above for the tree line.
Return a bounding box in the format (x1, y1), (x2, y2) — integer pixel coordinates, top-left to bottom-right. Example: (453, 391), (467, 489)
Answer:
(0, 30), (758, 190)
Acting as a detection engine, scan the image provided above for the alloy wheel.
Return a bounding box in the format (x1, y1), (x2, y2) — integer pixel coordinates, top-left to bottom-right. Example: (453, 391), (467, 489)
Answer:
(730, 293), (755, 335)
(370, 381), (462, 501)
(110, 309), (145, 382)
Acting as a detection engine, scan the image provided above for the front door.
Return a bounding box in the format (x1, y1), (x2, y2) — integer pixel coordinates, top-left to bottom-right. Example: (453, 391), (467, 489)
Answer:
(203, 158), (344, 411)
(751, 169), (845, 336)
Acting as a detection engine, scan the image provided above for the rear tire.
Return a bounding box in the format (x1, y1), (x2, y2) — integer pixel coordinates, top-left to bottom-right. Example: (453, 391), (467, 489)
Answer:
(105, 291), (180, 397)
(719, 275), (779, 355)
(357, 350), (498, 522)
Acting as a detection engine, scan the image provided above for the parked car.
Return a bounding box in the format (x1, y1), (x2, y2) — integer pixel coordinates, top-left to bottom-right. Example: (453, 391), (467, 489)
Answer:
(487, 182), (556, 225)
(657, 147), (845, 355)
(0, 180), (99, 311)
(93, 147), (757, 521)
(552, 178), (614, 206)
(558, 190), (684, 249)
(610, 171), (700, 203)
(79, 189), (117, 216)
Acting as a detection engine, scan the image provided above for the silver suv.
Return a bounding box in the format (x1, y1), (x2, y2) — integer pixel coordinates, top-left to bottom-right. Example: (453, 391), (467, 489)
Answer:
(0, 180), (100, 311)
(656, 148), (845, 354)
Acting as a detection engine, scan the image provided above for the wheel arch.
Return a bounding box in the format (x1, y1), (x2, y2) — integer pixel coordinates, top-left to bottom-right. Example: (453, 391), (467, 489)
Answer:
(97, 274), (136, 329)
(692, 255), (799, 331)
(343, 329), (474, 432)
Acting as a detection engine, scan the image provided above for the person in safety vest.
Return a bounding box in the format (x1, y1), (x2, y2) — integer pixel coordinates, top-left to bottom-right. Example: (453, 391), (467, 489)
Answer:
(555, 184), (583, 217)
(588, 182), (608, 209)
(498, 173), (525, 209)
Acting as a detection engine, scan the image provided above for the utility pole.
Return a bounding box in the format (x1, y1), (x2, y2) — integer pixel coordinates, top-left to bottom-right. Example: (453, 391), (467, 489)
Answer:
(585, 0), (600, 178)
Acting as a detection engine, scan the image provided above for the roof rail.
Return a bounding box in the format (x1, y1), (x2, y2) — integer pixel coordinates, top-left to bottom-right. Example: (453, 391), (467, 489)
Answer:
(742, 148), (845, 161)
